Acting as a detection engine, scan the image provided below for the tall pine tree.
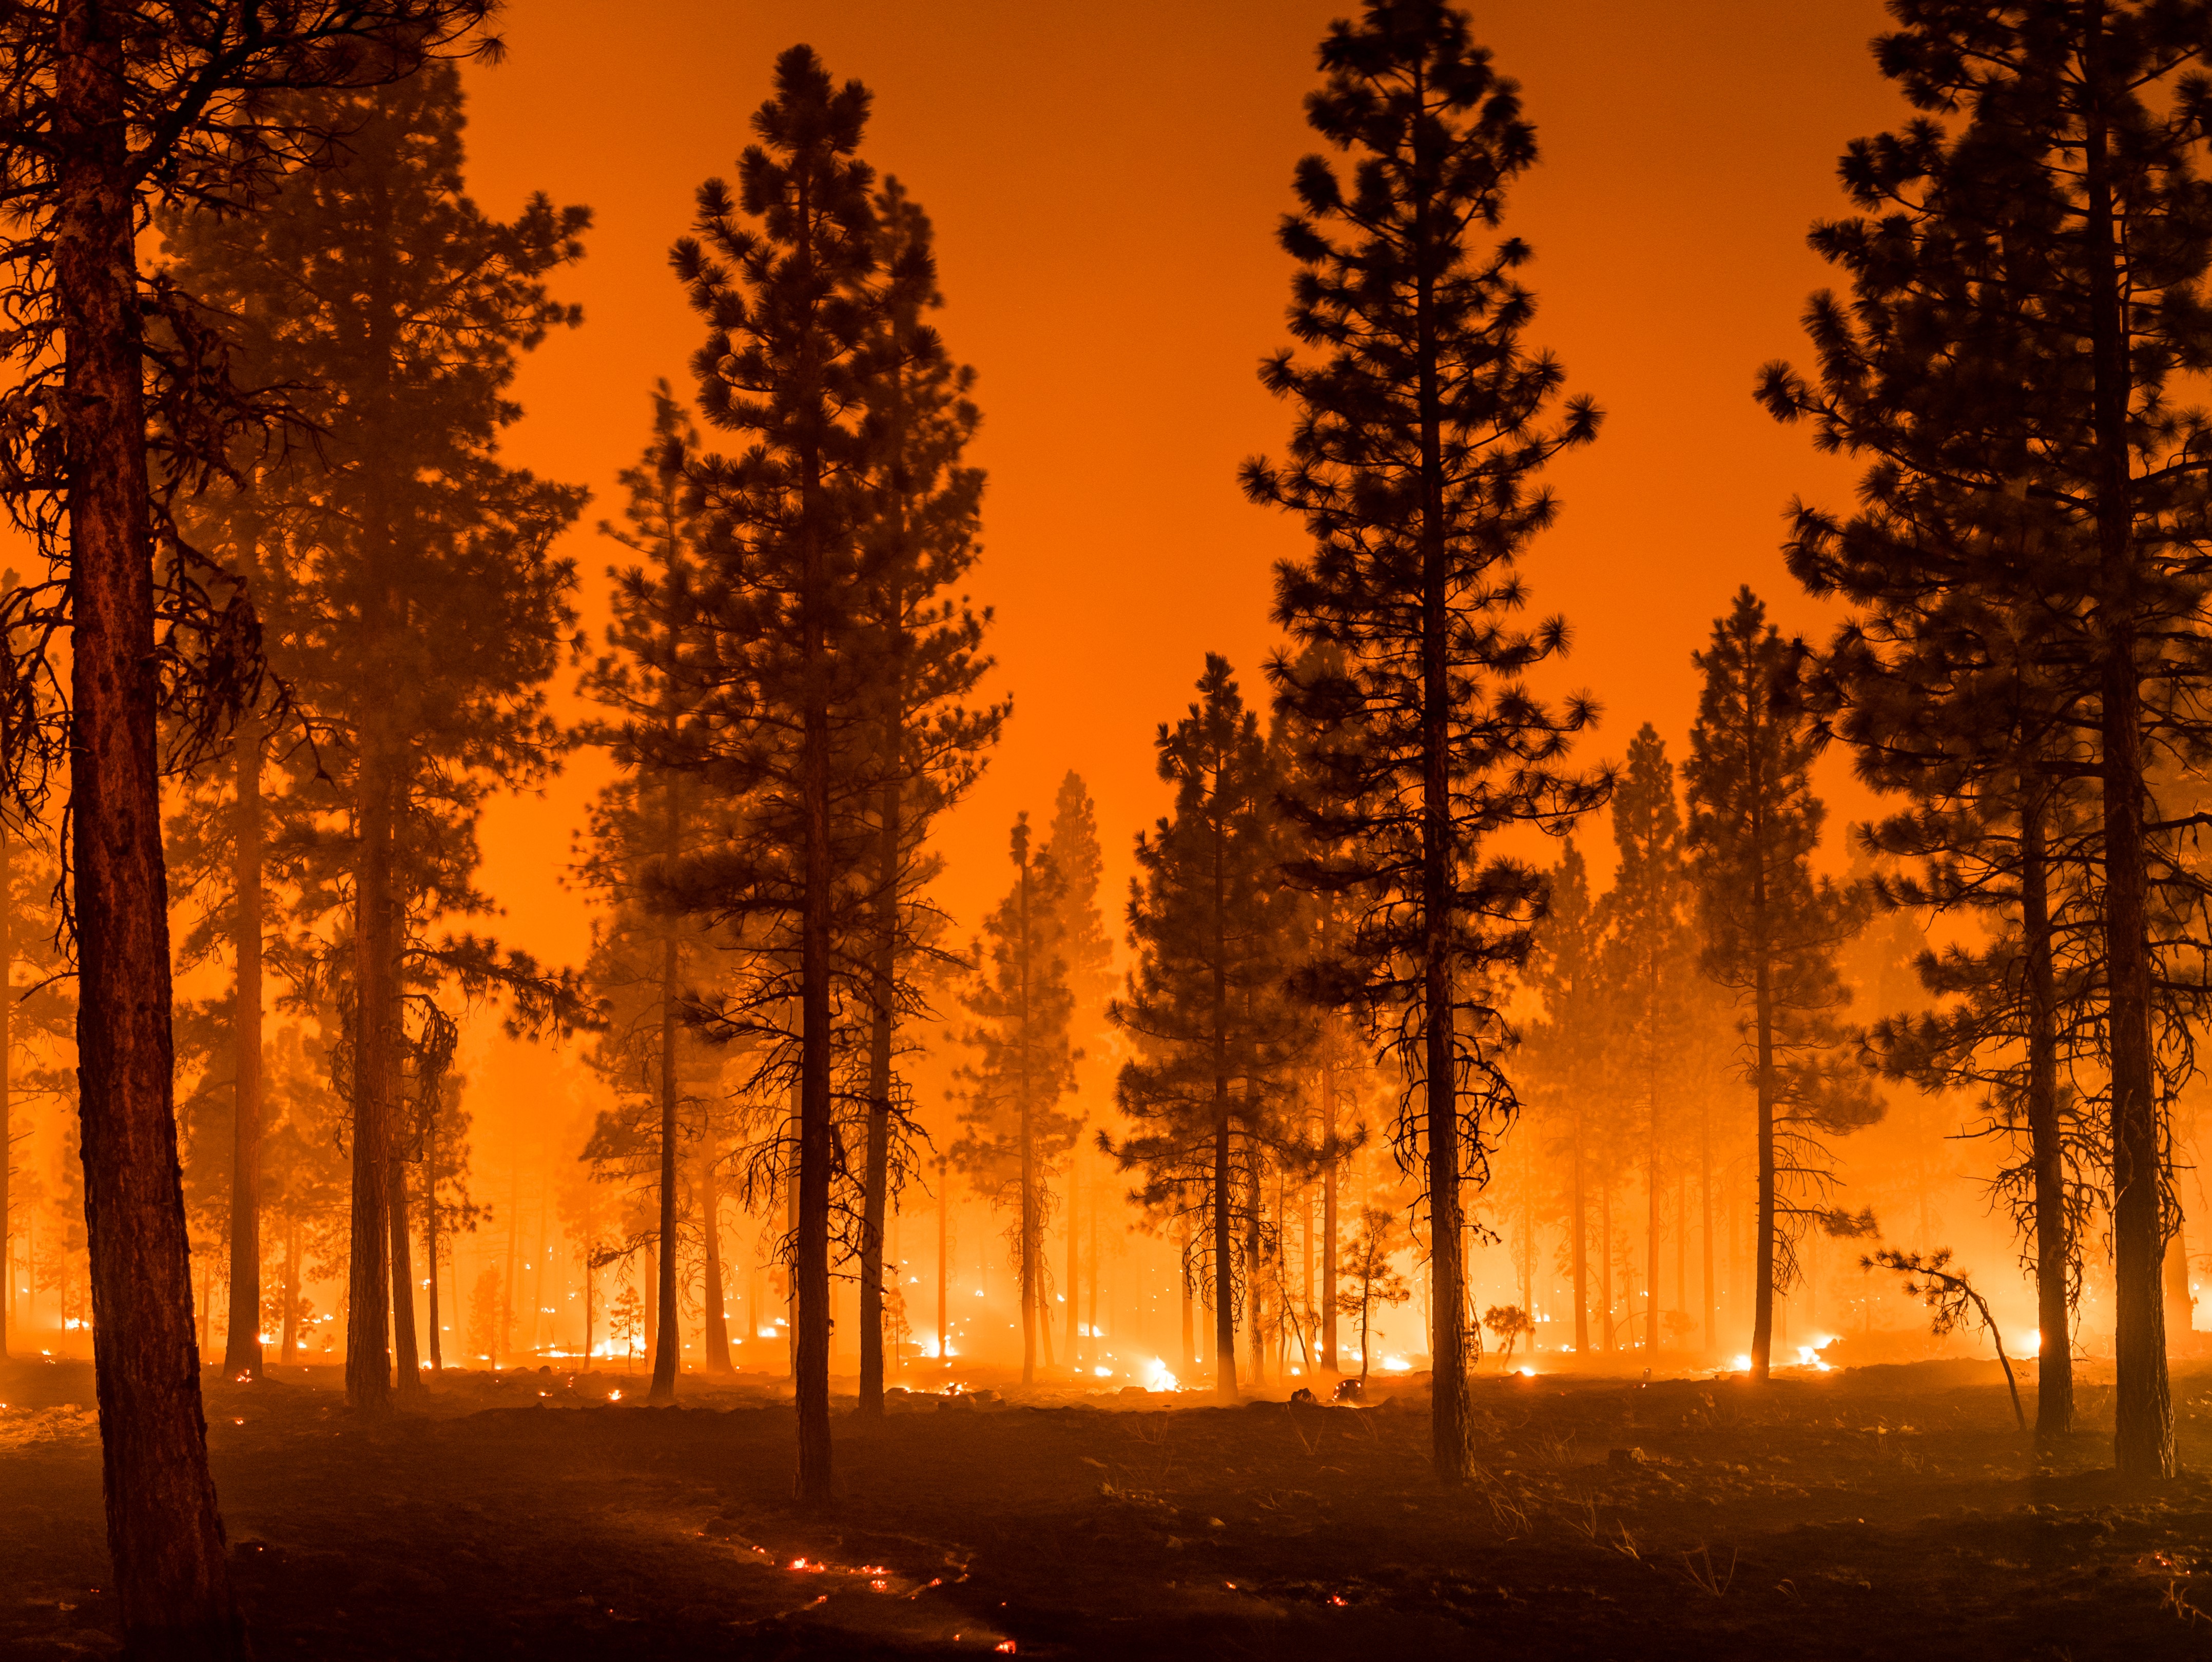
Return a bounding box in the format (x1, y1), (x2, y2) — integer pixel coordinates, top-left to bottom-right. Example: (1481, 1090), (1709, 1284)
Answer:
(1249, 0), (1603, 1479)
(1685, 589), (1879, 1382)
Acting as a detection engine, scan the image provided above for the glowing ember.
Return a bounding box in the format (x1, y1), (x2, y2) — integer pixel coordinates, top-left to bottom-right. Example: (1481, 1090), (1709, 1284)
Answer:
(1092, 1365), (1112, 1378)
(1380, 1355), (1411, 1373)
(996, 1643), (1017, 1654)
(1731, 1354), (1752, 1373)
(1516, 1365), (1536, 1378)
(608, 1389), (622, 1401)
(1144, 1359), (1179, 1392)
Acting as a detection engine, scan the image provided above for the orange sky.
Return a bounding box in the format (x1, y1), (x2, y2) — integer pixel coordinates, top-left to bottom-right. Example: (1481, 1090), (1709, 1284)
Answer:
(457, 0), (1901, 993)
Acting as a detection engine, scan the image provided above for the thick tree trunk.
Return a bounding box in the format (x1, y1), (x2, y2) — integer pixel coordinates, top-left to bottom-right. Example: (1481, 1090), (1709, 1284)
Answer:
(2089, 124), (2171, 1484)
(54, 2), (241, 1644)
(2084, 13), (2172, 1478)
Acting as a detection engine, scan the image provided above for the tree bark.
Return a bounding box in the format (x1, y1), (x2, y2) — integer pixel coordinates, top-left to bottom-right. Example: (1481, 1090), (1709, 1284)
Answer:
(2084, 5), (2173, 1479)
(54, 0), (242, 1643)
(389, 1148), (422, 1399)
(701, 1130), (732, 1373)
(2020, 781), (2072, 1439)
(858, 775), (900, 1416)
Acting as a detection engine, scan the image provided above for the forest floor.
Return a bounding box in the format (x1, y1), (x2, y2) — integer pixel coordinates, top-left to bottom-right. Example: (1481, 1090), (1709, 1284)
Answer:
(4, 1353), (2212, 1659)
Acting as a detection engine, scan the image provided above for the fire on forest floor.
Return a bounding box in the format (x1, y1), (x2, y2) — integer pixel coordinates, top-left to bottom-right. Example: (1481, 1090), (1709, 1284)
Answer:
(5, 1355), (2212, 1658)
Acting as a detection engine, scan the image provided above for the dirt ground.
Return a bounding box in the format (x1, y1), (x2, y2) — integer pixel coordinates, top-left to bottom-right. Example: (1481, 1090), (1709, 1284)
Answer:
(5, 1354), (2212, 1660)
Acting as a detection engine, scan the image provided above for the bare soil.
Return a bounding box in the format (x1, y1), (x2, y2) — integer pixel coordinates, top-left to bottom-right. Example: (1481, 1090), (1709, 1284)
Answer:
(4, 1355), (2211, 1659)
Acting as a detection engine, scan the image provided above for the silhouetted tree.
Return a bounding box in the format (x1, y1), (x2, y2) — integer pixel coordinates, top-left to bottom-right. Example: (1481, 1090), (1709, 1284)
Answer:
(162, 64), (589, 1414)
(1520, 837), (1604, 1356)
(848, 179), (1001, 1417)
(1599, 724), (1695, 1354)
(0, 4), (497, 1646)
(955, 814), (1080, 1386)
(1249, 0), (1604, 1480)
(1686, 589), (1880, 1382)
(1758, 0), (2212, 1479)
(1107, 658), (1302, 1400)
(666, 45), (882, 1508)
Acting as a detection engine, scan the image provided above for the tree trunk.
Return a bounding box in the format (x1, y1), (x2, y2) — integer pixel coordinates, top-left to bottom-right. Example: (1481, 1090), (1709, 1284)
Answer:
(280, 1220), (299, 1366)
(2084, 9), (2173, 1479)
(2021, 781), (2072, 1439)
(389, 1151), (422, 1399)
(1600, 1170), (1614, 1353)
(1647, 1074), (1661, 1354)
(346, 746), (397, 1413)
(649, 857), (680, 1405)
(858, 776), (900, 1417)
(54, 1), (241, 1641)
(936, 1153), (948, 1365)
(1065, 1140), (1080, 1366)
(701, 1130), (732, 1373)
(1, 822), (12, 1363)
(223, 714), (264, 1381)
(1571, 1107), (1588, 1354)
(424, 1111), (442, 1374)
(1322, 1054), (1338, 1373)
(1700, 1093), (1715, 1354)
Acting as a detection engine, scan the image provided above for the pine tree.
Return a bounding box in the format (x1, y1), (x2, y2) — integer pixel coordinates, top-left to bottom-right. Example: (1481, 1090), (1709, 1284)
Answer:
(1041, 770), (1110, 1371)
(847, 179), (1001, 1417)
(579, 385), (721, 1405)
(160, 62), (590, 1413)
(1248, 0), (1604, 1479)
(1107, 658), (1305, 1400)
(0, 6), (495, 1645)
(955, 815), (1080, 1386)
(1758, 0), (2212, 1479)
(1685, 589), (1880, 1381)
(1599, 724), (1696, 1355)
(1518, 837), (1603, 1357)
(666, 45), (883, 1507)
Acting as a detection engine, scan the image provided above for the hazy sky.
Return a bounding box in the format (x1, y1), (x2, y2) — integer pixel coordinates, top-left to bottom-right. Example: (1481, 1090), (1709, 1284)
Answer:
(457, 0), (1903, 978)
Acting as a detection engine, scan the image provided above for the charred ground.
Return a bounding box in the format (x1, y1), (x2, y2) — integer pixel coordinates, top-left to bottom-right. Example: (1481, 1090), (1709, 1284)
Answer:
(7, 1357), (2212, 1660)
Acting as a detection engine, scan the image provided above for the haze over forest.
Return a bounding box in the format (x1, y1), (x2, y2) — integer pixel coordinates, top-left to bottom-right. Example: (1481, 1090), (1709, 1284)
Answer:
(6, 4), (2212, 1660)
